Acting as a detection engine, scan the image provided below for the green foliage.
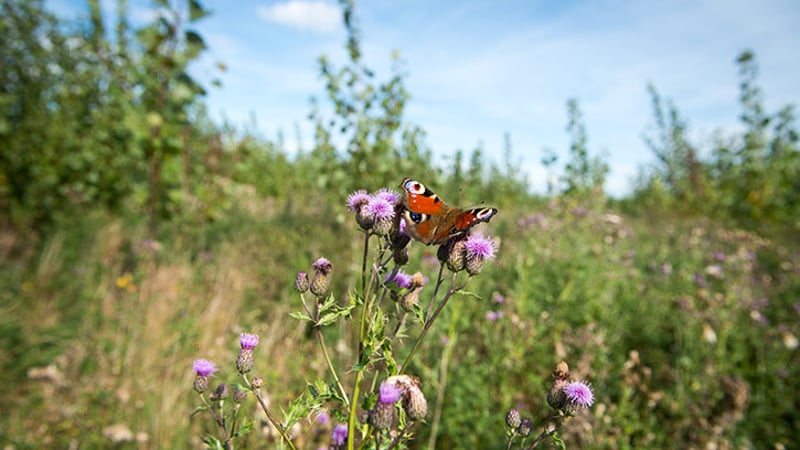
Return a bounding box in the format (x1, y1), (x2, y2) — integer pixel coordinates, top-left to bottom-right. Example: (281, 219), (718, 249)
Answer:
(561, 99), (609, 200)
(631, 51), (800, 231)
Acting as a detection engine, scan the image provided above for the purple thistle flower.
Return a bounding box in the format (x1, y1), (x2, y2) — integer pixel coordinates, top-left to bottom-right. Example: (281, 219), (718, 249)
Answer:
(492, 293), (505, 304)
(486, 311), (499, 321)
(564, 381), (594, 407)
(346, 190), (371, 211)
(193, 359), (218, 377)
(240, 333), (260, 350)
(332, 424), (348, 446)
(373, 188), (400, 205)
(386, 271), (413, 289)
(365, 197), (395, 221)
(464, 234), (496, 261)
(312, 257), (332, 275)
(714, 251), (726, 262)
(378, 381), (403, 405)
(316, 411), (330, 425)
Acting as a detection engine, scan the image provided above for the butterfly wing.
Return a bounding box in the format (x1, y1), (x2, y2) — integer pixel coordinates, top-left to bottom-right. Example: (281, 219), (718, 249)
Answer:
(400, 178), (497, 245)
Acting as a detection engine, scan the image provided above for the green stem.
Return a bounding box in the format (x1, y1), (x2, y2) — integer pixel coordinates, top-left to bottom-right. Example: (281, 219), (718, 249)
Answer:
(347, 370), (364, 450)
(316, 327), (349, 405)
(400, 266), (451, 374)
(245, 375), (297, 450)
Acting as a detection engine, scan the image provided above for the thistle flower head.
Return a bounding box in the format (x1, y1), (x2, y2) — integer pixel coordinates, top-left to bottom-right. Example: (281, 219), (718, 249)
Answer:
(346, 190), (371, 211)
(366, 197), (395, 221)
(193, 359), (218, 377)
(465, 233), (496, 261)
(564, 380), (594, 407)
(332, 424), (348, 446)
(373, 188), (400, 205)
(385, 271), (413, 289)
(312, 257), (333, 275)
(505, 408), (521, 429)
(378, 381), (403, 405)
(239, 333), (260, 350)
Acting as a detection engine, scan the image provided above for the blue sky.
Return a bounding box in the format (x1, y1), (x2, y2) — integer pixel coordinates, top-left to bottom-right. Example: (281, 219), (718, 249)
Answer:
(52, 0), (800, 195)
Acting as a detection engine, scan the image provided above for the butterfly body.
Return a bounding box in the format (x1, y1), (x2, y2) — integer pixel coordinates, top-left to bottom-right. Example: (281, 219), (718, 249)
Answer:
(399, 178), (497, 245)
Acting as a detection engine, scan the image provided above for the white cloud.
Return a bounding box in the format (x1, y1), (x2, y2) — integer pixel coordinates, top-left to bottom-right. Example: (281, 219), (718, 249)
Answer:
(257, 0), (341, 33)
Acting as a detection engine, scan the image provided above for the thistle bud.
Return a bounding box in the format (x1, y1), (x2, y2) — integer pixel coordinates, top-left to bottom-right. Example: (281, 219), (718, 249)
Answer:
(251, 376), (264, 389)
(310, 272), (330, 298)
(505, 408), (521, 429)
(295, 271), (310, 293)
(445, 240), (467, 272)
(370, 401), (397, 430)
(518, 417), (533, 437)
(233, 388), (248, 404)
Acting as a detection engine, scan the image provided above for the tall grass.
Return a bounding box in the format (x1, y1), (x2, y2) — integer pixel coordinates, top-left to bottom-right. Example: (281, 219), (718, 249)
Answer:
(1, 191), (798, 448)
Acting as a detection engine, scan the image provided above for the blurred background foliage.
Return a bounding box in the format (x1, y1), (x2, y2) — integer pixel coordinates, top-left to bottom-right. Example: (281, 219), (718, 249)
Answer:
(0, 0), (798, 449)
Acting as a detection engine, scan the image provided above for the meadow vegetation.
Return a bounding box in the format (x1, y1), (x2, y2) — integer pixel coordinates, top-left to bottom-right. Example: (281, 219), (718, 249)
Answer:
(1, 1), (798, 449)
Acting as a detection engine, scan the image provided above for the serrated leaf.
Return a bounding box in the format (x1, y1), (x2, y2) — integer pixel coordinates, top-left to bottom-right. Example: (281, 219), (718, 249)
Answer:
(289, 311), (313, 322)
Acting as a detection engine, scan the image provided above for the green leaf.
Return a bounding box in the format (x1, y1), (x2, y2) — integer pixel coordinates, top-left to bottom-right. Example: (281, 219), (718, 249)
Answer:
(189, 0), (210, 22)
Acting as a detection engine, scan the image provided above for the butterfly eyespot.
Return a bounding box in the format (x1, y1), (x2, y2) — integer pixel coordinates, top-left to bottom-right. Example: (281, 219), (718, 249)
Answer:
(403, 179), (426, 195)
(409, 211), (424, 223)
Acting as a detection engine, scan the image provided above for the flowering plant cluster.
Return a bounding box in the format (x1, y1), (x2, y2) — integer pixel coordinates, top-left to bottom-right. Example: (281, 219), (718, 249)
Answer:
(191, 182), (594, 449)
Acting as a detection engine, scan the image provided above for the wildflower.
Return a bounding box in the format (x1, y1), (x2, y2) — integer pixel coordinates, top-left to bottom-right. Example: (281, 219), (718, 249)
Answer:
(316, 411), (330, 425)
(366, 196), (396, 236)
(192, 359), (218, 393)
(371, 380), (402, 430)
(384, 375), (427, 420)
(236, 333), (259, 374)
(331, 424), (348, 447)
(310, 258), (333, 298)
(564, 380), (594, 415)
(505, 408), (521, 429)
(347, 190), (371, 212)
(373, 188), (400, 205)
(464, 233), (497, 275)
(312, 258), (332, 275)
(385, 271), (413, 289)
(492, 293), (505, 304)
(295, 271), (310, 293)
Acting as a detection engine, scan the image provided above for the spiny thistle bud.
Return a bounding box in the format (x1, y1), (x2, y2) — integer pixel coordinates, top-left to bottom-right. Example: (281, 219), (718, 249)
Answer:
(250, 376), (264, 389)
(392, 247), (409, 266)
(310, 257), (333, 298)
(464, 234), (497, 275)
(212, 383), (228, 400)
(505, 408), (521, 429)
(518, 417), (533, 437)
(370, 401), (397, 430)
(233, 388), (248, 404)
(390, 214), (411, 250)
(192, 359), (217, 394)
(547, 378), (568, 411)
(444, 239), (467, 272)
(236, 333), (259, 374)
(295, 271), (309, 293)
